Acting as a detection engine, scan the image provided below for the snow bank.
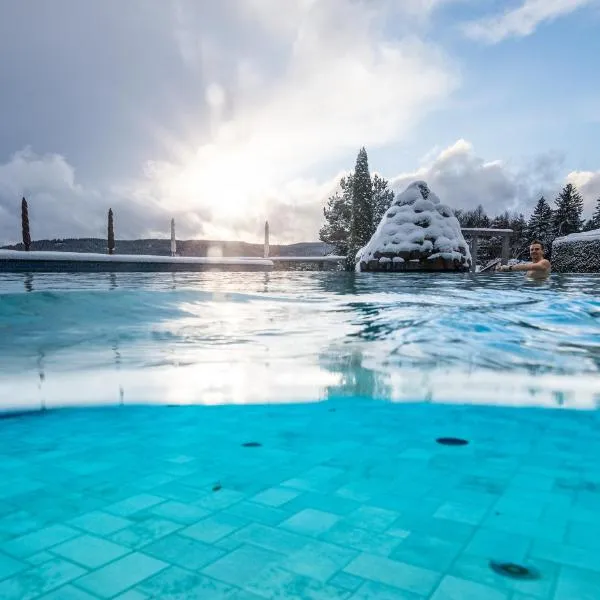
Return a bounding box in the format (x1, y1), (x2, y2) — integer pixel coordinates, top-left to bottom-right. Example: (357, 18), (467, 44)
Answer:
(552, 228), (600, 273)
(553, 228), (600, 245)
(0, 249), (272, 265)
(0, 250), (273, 272)
(356, 181), (471, 272)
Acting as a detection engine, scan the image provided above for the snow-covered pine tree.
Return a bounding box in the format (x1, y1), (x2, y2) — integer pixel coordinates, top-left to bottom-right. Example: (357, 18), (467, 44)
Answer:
(585, 197), (600, 230)
(371, 174), (395, 230)
(553, 184), (584, 237)
(347, 148), (374, 270)
(526, 196), (554, 253)
(319, 175), (354, 255)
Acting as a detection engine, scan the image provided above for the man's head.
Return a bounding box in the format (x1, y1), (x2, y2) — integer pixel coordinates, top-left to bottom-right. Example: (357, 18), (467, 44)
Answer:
(530, 240), (544, 261)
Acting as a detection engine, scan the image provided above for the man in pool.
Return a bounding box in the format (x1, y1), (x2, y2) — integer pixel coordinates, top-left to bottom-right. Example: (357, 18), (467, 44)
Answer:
(496, 240), (551, 278)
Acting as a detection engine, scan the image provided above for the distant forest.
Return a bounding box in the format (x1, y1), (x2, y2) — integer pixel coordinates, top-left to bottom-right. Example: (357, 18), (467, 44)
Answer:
(1, 238), (333, 258)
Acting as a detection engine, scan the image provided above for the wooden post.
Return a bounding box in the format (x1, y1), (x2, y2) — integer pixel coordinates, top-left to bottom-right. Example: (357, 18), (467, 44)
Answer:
(264, 221), (269, 259)
(501, 234), (510, 265)
(470, 235), (478, 273)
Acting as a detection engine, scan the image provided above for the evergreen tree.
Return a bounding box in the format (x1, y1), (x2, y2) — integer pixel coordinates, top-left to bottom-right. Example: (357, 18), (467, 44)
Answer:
(371, 174), (395, 228)
(349, 147), (374, 259)
(553, 183), (584, 237)
(525, 196), (554, 255)
(21, 197), (31, 251)
(583, 197), (600, 230)
(509, 213), (528, 258)
(107, 208), (115, 255)
(456, 204), (490, 228)
(320, 147), (395, 269)
(319, 175), (353, 255)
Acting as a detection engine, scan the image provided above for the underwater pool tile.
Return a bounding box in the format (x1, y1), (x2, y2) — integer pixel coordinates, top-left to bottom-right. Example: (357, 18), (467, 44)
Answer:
(280, 492), (361, 517)
(225, 522), (310, 554)
(281, 540), (358, 581)
(465, 528), (531, 562)
(430, 574), (509, 600)
(38, 584), (101, 599)
(108, 517), (183, 550)
(74, 552), (167, 598)
(1, 524), (80, 558)
(343, 506), (400, 533)
(0, 557), (86, 600)
(202, 544), (284, 588)
(69, 511), (133, 536)
(143, 533), (225, 570)
(136, 565), (237, 598)
(224, 500), (291, 526)
(52, 534), (130, 568)
(245, 566), (352, 600)
(389, 532), (464, 572)
(147, 500), (211, 524)
(343, 552), (441, 597)
(328, 572), (365, 592)
(180, 513), (248, 543)
(323, 522), (404, 556)
(0, 551), (26, 580)
(251, 486), (301, 507)
(554, 565), (600, 600)
(433, 502), (489, 526)
(281, 508), (341, 537)
(104, 494), (166, 517)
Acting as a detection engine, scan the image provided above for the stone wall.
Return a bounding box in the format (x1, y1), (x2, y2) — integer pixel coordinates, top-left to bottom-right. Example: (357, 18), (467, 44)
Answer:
(552, 230), (600, 273)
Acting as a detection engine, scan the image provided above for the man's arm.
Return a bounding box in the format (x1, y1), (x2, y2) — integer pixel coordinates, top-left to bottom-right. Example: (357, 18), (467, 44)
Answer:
(498, 260), (550, 272)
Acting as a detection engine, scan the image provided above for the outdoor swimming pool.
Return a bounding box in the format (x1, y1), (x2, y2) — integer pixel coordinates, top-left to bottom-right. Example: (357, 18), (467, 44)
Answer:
(0, 271), (599, 598)
(1, 271), (599, 411)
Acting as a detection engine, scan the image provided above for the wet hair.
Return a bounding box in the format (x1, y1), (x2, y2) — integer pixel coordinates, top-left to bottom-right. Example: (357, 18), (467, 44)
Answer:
(530, 240), (544, 250)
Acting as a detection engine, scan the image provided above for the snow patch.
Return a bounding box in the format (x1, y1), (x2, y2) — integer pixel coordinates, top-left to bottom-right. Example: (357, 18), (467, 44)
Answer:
(553, 228), (600, 245)
(0, 249), (272, 266)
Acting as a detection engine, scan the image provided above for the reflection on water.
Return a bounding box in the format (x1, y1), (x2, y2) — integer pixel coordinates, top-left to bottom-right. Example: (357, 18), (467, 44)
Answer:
(0, 271), (599, 411)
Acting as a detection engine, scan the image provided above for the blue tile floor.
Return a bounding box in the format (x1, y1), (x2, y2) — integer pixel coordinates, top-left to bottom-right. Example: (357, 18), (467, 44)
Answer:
(1, 400), (600, 599)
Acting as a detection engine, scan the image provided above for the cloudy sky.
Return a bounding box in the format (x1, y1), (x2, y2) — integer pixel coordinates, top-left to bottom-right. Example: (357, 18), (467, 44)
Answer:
(1, 0), (599, 245)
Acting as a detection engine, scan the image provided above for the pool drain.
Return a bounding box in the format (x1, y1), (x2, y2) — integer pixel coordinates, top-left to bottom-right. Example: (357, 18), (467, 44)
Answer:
(242, 442), (262, 448)
(436, 437), (469, 446)
(489, 561), (539, 580)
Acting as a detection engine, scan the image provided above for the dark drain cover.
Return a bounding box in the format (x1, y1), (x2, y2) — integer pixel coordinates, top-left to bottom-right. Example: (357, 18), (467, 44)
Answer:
(489, 561), (539, 580)
(242, 442), (262, 448)
(436, 437), (469, 446)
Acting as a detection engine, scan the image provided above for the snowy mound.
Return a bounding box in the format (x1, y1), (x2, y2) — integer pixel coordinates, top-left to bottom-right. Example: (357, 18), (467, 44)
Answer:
(552, 228), (600, 273)
(356, 181), (471, 272)
(553, 228), (600, 245)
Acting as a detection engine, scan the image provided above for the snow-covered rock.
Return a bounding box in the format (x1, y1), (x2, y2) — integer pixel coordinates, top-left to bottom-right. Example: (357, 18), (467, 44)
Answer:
(552, 228), (600, 273)
(356, 181), (471, 272)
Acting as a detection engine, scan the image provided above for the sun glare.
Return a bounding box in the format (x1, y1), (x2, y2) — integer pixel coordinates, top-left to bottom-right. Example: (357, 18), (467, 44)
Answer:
(157, 134), (281, 225)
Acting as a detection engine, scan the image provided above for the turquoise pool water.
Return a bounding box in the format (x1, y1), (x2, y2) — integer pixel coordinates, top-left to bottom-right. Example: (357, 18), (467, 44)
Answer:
(1, 271), (600, 598)
(0, 271), (599, 411)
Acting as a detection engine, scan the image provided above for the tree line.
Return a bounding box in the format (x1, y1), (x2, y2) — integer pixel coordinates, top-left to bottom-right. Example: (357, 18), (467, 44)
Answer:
(320, 148), (600, 267)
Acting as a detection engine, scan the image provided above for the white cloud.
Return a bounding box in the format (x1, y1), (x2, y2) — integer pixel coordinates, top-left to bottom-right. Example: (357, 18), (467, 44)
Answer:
(140, 0), (458, 236)
(2, 141), (597, 246)
(388, 139), (566, 216)
(0, 149), (204, 245)
(464, 0), (595, 43)
(567, 170), (600, 213)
